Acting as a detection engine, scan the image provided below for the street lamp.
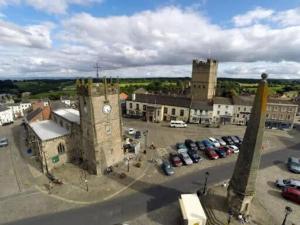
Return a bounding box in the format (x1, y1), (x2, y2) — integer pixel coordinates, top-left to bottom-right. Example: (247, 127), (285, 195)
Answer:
(143, 130), (148, 153)
(281, 206), (292, 225)
(202, 171), (210, 195)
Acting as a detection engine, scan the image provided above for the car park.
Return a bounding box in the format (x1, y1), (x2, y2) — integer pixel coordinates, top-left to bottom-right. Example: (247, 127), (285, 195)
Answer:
(216, 138), (226, 146)
(0, 137), (8, 148)
(228, 145), (239, 153)
(208, 137), (220, 148)
(161, 160), (175, 176)
(219, 146), (234, 156)
(229, 136), (240, 145)
(275, 179), (300, 189)
(214, 148), (227, 158)
(134, 131), (141, 139)
(281, 187), (300, 204)
(128, 128), (135, 135)
(204, 149), (219, 160)
(169, 153), (183, 167)
(287, 157), (300, 173)
(221, 136), (234, 145)
(179, 152), (193, 165)
(202, 140), (214, 150)
(196, 141), (206, 151)
(187, 150), (201, 163)
(184, 139), (198, 151)
(176, 143), (188, 153)
(235, 136), (243, 143)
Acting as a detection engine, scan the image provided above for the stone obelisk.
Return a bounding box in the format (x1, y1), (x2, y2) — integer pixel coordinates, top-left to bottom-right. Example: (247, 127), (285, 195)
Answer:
(227, 73), (268, 215)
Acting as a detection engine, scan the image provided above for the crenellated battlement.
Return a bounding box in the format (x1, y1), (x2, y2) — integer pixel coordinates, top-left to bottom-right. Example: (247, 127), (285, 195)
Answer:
(192, 58), (218, 71)
(76, 78), (119, 96)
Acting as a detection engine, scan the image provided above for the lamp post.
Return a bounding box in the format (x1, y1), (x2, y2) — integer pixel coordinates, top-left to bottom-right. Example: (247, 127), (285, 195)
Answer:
(143, 130), (148, 153)
(281, 206), (292, 225)
(202, 171), (210, 195)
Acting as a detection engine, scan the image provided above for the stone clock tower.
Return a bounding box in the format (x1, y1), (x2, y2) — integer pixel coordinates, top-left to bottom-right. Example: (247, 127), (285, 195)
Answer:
(77, 78), (123, 175)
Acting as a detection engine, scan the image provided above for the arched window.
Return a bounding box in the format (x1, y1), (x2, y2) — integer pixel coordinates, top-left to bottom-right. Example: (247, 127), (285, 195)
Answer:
(57, 143), (65, 154)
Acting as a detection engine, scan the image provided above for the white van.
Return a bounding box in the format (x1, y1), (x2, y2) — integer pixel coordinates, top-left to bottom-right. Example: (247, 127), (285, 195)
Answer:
(170, 120), (187, 128)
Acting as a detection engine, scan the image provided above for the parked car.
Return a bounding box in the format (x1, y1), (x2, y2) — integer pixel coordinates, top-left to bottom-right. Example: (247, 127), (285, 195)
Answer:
(202, 140), (214, 150)
(208, 137), (220, 148)
(275, 179), (300, 189)
(216, 138), (226, 146)
(184, 139), (198, 151)
(196, 141), (206, 151)
(161, 160), (175, 176)
(214, 148), (227, 158)
(128, 128), (135, 135)
(228, 145), (239, 153)
(230, 136), (240, 145)
(0, 137), (8, 147)
(187, 150), (201, 163)
(222, 136), (234, 145)
(281, 187), (300, 204)
(134, 131), (141, 139)
(176, 143), (188, 153)
(287, 157), (300, 173)
(169, 153), (183, 167)
(204, 149), (219, 160)
(219, 146), (234, 156)
(179, 152), (193, 165)
(235, 136), (243, 143)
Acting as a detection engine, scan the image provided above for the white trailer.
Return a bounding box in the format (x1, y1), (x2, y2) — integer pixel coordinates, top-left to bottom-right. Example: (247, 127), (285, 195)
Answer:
(179, 194), (207, 225)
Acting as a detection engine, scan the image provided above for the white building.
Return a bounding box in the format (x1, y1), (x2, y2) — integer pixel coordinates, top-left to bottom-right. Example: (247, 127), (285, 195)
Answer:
(0, 105), (14, 125)
(212, 97), (234, 124)
(20, 102), (32, 112)
(7, 102), (32, 118)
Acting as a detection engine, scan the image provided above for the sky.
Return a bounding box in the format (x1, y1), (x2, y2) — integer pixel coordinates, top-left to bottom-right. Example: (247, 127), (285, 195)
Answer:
(0, 0), (300, 79)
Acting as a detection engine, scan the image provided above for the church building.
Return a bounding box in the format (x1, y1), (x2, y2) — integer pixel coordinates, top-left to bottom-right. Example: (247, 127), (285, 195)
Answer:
(26, 79), (124, 175)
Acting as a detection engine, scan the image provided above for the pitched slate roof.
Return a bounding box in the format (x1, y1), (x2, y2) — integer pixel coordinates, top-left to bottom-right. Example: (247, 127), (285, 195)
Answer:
(26, 107), (43, 122)
(0, 105), (10, 112)
(134, 93), (191, 108)
(190, 100), (213, 110)
(232, 96), (254, 106)
(214, 97), (233, 105)
(53, 108), (80, 124)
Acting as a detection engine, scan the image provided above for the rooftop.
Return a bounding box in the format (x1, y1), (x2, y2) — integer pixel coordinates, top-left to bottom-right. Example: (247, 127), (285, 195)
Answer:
(0, 105), (10, 112)
(53, 108), (80, 124)
(29, 120), (70, 141)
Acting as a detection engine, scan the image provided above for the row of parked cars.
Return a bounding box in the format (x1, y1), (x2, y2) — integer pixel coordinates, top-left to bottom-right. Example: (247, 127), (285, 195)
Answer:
(161, 136), (242, 175)
(274, 157), (300, 205)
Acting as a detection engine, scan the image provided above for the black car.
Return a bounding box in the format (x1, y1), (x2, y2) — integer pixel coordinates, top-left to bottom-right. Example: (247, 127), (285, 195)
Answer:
(187, 150), (201, 163)
(196, 141), (206, 151)
(135, 131), (141, 139)
(222, 136), (234, 145)
(214, 148), (227, 158)
(185, 139), (198, 151)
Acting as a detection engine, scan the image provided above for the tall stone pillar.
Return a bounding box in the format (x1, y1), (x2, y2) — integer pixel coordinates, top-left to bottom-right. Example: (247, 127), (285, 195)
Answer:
(227, 73), (268, 215)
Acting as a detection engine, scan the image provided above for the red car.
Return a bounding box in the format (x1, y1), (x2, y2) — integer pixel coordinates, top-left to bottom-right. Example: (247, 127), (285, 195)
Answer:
(282, 187), (300, 204)
(205, 149), (219, 160)
(219, 146), (234, 156)
(169, 153), (183, 167)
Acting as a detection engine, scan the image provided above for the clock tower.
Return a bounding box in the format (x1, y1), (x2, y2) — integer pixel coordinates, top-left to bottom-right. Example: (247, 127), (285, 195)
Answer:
(77, 78), (124, 175)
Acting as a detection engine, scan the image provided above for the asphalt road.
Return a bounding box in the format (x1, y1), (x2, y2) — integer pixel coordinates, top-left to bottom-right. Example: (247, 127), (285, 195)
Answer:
(5, 141), (300, 225)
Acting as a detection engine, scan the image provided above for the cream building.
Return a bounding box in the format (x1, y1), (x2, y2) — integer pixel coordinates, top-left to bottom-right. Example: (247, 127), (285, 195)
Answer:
(0, 105), (14, 125)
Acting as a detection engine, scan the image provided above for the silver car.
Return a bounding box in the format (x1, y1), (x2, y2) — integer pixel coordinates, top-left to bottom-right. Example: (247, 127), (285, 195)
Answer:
(275, 179), (300, 189)
(179, 152), (193, 165)
(0, 137), (8, 147)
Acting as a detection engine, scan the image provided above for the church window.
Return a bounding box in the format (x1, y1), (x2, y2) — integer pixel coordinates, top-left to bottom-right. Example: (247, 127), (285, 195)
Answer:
(237, 114), (239, 118)
(57, 143), (65, 154)
(129, 103), (133, 109)
(194, 85), (196, 88)
(203, 85), (205, 89)
(217, 111), (220, 115)
(287, 115), (291, 120)
(218, 105), (221, 108)
(143, 105), (146, 110)
(60, 120), (63, 127)
(136, 104), (139, 110)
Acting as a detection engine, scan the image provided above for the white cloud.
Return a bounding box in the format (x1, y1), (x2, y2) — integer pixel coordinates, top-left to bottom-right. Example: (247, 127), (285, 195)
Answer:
(0, 0), (103, 14)
(0, 6), (300, 79)
(272, 7), (300, 26)
(0, 20), (53, 48)
(232, 7), (274, 27)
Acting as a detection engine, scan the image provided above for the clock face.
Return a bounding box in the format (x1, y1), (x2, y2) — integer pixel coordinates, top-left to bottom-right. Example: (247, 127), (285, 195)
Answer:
(103, 104), (112, 114)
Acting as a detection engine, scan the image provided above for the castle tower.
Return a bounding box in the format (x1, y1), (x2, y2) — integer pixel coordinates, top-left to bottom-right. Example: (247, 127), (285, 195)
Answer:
(77, 78), (123, 175)
(191, 58), (218, 101)
(227, 73), (269, 214)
